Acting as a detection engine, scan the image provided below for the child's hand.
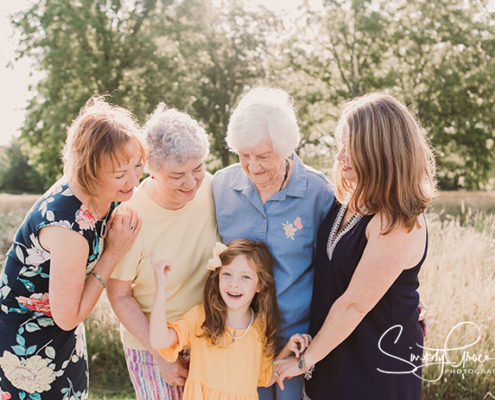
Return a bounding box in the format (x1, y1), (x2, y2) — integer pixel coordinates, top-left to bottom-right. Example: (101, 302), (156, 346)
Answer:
(287, 333), (312, 358)
(150, 251), (172, 283)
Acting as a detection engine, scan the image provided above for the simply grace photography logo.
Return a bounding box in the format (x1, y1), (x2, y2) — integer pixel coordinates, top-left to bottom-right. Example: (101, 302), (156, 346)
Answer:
(376, 321), (495, 382)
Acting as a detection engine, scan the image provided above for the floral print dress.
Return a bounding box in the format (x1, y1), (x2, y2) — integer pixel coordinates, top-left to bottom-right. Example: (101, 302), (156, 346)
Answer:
(0, 179), (113, 400)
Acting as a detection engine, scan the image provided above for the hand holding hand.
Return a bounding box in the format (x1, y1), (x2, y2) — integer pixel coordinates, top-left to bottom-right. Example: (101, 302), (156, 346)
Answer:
(274, 356), (302, 390)
(155, 354), (188, 386)
(104, 205), (141, 260)
(287, 333), (312, 358)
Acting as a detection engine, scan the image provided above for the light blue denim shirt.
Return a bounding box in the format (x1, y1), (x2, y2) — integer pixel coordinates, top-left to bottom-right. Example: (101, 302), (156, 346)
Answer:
(212, 153), (334, 339)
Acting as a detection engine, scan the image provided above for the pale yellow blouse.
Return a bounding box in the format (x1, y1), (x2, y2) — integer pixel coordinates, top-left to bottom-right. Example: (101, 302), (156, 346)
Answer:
(159, 305), (274, 400)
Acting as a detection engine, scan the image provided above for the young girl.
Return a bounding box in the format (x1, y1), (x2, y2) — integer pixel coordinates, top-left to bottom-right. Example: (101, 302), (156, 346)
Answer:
(149, 239), (311, 399)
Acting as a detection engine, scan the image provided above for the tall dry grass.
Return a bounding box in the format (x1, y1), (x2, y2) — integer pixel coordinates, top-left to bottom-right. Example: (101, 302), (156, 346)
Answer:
(0, 192), (494, 399)
(430, 191), (495, 216)
(420, 214), (495, 398)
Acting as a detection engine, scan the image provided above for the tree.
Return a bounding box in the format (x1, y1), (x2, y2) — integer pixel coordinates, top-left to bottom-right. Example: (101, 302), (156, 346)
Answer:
(164, 0), (279, 168)
(391, 0), (495, 189)
(13, 0), (179, 183)
(13, 0), (280, 179)
(275, 0), (398, 171)
(0, 139), (46, 193)
(284, 0), (495, 189)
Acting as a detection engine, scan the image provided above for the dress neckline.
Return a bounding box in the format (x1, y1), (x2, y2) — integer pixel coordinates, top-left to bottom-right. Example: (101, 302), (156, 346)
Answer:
(326, 203), (363, 261)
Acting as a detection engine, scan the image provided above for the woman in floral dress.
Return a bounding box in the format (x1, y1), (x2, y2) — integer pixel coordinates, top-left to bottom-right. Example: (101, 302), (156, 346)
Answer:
(0, 97), (144, 400)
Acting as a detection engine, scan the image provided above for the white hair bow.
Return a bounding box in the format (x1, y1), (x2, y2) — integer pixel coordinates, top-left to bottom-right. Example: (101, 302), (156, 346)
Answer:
(207, 242), (228, 270)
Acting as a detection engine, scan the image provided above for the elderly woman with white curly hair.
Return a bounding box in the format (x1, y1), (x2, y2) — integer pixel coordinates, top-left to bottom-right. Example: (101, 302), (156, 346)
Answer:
(107, 105), (218, 399)
(212, 87), (335, 400)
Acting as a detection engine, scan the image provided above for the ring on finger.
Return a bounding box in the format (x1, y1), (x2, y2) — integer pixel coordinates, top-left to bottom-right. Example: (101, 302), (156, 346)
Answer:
(275, 371), (280, 377)
(129, 225), (135, 230)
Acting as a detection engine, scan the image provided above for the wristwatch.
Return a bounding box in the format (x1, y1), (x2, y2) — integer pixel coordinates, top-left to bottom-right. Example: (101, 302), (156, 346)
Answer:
(298, 353), (315, 380)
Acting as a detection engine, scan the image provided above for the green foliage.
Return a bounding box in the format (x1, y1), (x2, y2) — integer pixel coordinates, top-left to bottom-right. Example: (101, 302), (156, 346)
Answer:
(281, 0), (495, 189)
(9, 0), (495, 189)
(85, 306), (134, 398)
(278, 0), (398, 160)
(0, 139), (46, 193)
(391, 0), (495, 189)
(12, 0), (276, 185)
(14, 0), (180, 183)
(164, 0), (277, 168)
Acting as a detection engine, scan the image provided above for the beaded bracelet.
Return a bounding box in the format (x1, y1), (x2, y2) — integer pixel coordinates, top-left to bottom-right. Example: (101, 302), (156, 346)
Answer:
(90, 271), (106, 288)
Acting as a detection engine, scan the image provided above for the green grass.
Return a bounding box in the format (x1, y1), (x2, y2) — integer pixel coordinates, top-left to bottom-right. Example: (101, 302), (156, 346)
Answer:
(1, 191), (494, 399)
(89, 391), (134, 400)
(86, 295), (135, 398)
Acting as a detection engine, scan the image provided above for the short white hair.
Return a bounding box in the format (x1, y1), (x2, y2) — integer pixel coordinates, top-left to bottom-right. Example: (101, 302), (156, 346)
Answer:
(226, 87), (300, 156)
(143, 104), (209, 172)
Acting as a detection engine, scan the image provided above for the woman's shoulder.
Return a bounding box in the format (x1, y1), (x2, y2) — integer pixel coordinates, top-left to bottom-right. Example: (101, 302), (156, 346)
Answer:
(299, 162), (331, 188)
(368, 211), (427, 236)
(212, 164), (243, 184)
(295, 164), (334, 210)
(367, 212), (427, 268)
(30, 178), (83, 225)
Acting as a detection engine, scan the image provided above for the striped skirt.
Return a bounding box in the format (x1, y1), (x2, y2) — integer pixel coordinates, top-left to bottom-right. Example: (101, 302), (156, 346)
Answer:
(124, 347), (185, 400)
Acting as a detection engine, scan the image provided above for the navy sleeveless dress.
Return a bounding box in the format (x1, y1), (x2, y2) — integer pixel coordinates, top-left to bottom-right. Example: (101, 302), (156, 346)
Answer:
(0, 179), (113, 400)
(306, 201), (426, 399)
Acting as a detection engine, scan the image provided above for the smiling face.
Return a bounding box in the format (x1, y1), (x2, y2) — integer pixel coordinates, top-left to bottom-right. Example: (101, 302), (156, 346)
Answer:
(152, 157), (205, 210)
(237, 138), (285, 186)
(336, 129), (357, 183)
(97, 139), (144, 204)
(219, 254), (260, 313)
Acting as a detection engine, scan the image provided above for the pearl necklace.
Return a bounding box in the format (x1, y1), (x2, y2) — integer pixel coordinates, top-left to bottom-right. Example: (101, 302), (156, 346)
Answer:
(225, 308), (254, 341)
(326, 204), (363, 261)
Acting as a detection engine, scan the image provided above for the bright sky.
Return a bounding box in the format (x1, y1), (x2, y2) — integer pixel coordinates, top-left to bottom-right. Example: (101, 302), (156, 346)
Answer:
(0, 0), (35, 146)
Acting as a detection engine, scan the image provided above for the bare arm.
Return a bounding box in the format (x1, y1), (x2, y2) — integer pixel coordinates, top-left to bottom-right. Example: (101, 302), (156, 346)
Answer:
(106, 278), (156, 351)
(42, 207), (140, 331)
(149, 254), (178, 350)
(107, 264), (187, 385)
(277, 214), (427, 379)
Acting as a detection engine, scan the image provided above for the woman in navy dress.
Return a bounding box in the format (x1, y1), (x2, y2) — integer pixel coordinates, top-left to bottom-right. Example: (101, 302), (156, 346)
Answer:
(0, 98), (144, 399)
(275, 93), (436, 399)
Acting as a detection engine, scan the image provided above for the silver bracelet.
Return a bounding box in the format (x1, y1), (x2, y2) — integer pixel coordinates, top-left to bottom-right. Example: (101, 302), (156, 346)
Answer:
(90, 271), (106, 288)
(297, 352), (315, 380)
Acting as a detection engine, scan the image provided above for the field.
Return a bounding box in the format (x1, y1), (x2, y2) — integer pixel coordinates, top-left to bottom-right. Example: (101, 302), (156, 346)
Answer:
(0, 192), (494, 399)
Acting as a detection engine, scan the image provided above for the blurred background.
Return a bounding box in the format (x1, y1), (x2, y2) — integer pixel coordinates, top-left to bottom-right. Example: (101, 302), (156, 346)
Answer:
(0, 0), (494, 398)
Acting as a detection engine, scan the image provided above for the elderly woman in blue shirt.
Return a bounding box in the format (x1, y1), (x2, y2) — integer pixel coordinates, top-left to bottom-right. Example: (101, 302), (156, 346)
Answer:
(212, 87), (334, 400)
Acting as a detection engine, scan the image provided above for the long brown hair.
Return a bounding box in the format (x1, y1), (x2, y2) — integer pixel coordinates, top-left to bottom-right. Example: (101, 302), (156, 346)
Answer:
(201, 239), (281, 354)
(333, 93), (437, 234)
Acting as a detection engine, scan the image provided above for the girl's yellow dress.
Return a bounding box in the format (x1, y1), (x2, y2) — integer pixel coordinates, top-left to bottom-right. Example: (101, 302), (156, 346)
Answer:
(159, 304), (273, 400)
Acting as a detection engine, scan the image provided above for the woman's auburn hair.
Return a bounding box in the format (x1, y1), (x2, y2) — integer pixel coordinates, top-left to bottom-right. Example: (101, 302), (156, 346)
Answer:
(62, 96), (145, 196)
(333, 93), (437, 234)
(201, 239), (281, 354)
